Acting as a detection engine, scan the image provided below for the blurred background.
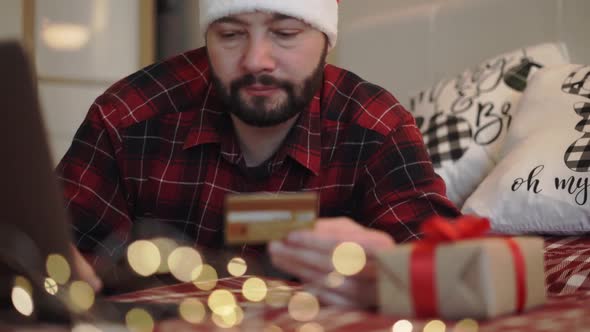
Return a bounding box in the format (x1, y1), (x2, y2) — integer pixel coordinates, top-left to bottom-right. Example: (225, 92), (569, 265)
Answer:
(0, 0), (199, 165)
(0, 0), (447, 166)
(0, 0), (587, 165)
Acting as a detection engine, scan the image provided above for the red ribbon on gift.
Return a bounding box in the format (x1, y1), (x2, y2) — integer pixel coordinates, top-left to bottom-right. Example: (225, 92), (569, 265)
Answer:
(410, 215), (527, 318)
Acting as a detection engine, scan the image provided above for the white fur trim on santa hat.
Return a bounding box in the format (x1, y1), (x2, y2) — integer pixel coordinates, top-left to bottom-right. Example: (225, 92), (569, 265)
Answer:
(199, 0), (339, 48)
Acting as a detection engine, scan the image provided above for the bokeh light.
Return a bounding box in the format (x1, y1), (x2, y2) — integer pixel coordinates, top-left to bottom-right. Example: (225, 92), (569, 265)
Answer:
(264, 325), (283, 332)
(242, 277), (268, 302)
(392, 320), (413, 332)
(331, 242), (366, 276)
(298, 322), (324, 332)
(11, 277), (34, 317)
(167, 246), (203, 282)
(46, 254), (71, 285)
(126, 308), (155, 332)
(211, 305), (244, 329)
(265, 281), (293, 308)
(208, 289), (237, 316)
(324, 272), (345, 288)
(14, 276), (33, 293)
(222, 305), (244, 326)
(288, 292), (320, 322)
(454, 319), (479, 332)
(179, 298), (206, 324)
(44, 278), (59, 295)
(127, 240), (161, 277)
(152, 237), (178, 274)
(68, 281), (95, 312)
(41, 22), (90, 51)
(211, 312), (231, 329)
(423, 320), (446, 332)
(72, 323), (103, 332)
(227, 257), (247, 277)
(192, 264), (218, 291)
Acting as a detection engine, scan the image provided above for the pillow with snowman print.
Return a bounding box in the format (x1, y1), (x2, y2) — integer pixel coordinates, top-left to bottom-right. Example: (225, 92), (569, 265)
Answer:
(463, 64), (590, 234)
(408, 42), (569, 207)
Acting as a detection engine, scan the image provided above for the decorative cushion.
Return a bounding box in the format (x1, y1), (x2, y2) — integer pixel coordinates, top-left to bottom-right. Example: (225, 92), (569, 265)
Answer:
(408, 43), (569, 207)
(463, 64), (590, 234)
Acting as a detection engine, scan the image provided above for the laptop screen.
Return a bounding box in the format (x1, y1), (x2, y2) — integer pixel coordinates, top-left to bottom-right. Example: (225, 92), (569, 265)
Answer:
(0, 40), (75, 321)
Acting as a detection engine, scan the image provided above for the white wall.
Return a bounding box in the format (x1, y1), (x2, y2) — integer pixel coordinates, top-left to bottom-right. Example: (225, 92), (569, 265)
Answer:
(334, 0), (590, 104)
(0, 0), (23, 40)
(32, 0), (150, 164)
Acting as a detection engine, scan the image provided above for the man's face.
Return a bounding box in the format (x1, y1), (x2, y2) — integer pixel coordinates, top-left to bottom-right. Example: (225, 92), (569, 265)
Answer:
(206, 12), (328, 127)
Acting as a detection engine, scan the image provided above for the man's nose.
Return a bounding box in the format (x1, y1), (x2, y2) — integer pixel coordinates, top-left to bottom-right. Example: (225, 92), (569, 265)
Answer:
(241, 36), (276, 74)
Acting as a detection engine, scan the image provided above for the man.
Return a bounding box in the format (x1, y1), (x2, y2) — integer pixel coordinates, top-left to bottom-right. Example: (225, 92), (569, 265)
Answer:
(60, 0), (459, 308)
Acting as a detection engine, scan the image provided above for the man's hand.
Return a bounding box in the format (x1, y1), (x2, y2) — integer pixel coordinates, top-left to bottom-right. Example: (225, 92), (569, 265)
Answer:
(70, 244), (102, 292)
(268, 218), (395, 309)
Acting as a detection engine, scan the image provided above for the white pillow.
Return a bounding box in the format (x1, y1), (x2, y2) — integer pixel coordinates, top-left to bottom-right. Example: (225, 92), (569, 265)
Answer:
(409, 43), (569, 207)
(463, 64), (590, 234)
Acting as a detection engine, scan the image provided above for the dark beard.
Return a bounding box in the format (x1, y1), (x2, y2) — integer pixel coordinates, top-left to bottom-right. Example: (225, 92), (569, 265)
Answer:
(209, 48), (327, 128)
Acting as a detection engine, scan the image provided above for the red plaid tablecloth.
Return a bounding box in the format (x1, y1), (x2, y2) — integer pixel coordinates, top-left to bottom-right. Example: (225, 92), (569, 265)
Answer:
(544, 236), (590, 295)
(107, 236), (590, 332)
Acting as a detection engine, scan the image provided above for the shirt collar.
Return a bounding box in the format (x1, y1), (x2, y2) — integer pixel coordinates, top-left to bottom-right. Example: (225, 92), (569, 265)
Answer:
(273, 93), (322, 176)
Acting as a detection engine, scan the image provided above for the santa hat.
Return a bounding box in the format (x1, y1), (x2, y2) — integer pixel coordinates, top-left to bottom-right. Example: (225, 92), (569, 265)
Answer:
(199, 0), (339, 48)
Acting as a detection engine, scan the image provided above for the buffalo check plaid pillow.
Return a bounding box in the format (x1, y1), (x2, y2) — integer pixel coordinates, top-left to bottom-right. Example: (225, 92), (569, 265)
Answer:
(423, 114), (472, 166)
(408, 43), (569, 207)
(463, 65), (590, 235)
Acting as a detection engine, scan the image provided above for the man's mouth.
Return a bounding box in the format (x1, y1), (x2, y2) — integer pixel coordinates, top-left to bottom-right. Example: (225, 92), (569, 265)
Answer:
(242, 85), (281, 97)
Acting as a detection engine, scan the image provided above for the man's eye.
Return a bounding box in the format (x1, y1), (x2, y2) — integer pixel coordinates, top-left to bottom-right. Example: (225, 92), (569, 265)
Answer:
(220, 31), (244, 39)
(272, 30), (299, 39)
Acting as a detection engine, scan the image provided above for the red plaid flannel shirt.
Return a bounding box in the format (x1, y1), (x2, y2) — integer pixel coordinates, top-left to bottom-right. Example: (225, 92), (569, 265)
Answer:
(57, 47), (459, 256)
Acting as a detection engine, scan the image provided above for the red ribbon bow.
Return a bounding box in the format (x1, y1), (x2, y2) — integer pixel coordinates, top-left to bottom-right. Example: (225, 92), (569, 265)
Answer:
(410, 215), (526, 318)
(420, 214), (491, 242)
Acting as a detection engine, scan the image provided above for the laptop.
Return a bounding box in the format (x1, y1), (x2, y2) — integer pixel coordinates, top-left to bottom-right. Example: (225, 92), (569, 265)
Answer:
(0, 40), (178, 325)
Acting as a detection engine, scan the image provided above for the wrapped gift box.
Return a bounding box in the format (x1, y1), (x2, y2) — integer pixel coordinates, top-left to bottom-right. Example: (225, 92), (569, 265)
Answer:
(376, 217), (546, 320)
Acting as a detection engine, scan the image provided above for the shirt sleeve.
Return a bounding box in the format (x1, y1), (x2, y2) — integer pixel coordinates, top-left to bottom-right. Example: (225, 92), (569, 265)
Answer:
(356, 110), (460, 243)
(56, 95), (133, 256)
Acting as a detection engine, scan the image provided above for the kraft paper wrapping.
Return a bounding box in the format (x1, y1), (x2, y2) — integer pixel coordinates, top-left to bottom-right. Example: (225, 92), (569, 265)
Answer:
(376, 237), (546, 320)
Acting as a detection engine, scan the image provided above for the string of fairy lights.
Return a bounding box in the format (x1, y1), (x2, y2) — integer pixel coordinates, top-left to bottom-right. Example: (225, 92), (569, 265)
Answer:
(9, 238), (480, 331)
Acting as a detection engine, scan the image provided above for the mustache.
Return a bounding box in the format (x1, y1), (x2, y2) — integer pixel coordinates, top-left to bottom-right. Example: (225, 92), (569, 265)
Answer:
(231, 74), (291, 90)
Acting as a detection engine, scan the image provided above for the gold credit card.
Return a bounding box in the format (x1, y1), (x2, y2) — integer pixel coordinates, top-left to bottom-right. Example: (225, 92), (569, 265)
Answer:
(225, 192), (318, 245)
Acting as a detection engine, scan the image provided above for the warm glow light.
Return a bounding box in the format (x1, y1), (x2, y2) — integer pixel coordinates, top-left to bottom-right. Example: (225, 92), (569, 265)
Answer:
(14, 276), (33, 294)
(392, 320), (413, 332)
(227, 257), (247, 277)
(423, 320), (446, 332)
(152, 237), (178, 274)
(41, 22), (90, 51)
(211, 312), (232, 329)
(126, 308), (155, 332)
(332, 242), (366, 276)
(69, 281), (95, 312)
(263, 325), (284, 332)
(211, 305), (244, 329)
(208, 289), (237, 316)
(179, 298), (206, 324)
(288, 292), (320, 322)
(127, 240), (161, 277)
(167, 246), (203, 282)
(325, 272), (345, 288)
(265, 281), (293, 308)
(221, 305), (244, 326)
(242, 277), (268, 302)
(192, 264), (218, 291)
(11, 278), (34, 317)
(298, 322), (324, 332)
(454, 319), (479, 332)
(46, 254), (71, 285)
(72, 323), (103, 332)
(44, 278), (59, 295)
